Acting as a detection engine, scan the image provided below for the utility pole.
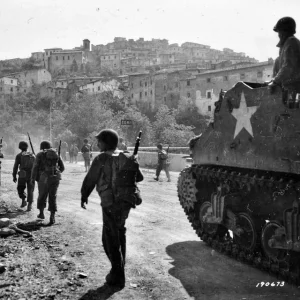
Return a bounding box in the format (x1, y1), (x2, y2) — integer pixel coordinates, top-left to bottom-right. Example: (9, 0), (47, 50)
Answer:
(49, 99), (59, 145)
(14, 103), (33, 134)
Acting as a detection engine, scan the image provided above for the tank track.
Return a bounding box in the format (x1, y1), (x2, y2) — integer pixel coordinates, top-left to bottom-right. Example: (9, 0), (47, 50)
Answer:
(178, 166), (300, 285)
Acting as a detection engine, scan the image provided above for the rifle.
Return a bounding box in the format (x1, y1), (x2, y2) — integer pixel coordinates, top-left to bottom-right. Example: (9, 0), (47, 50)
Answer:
(133, 131), (142, 156)
(27, 132), (35, 155)
(90, 142), (93, 159)
(58, 140), (62, 158)
(0, 137), (3, 187)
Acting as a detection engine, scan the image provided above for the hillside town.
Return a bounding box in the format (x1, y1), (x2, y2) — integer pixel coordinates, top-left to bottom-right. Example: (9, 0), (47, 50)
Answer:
(0, 37), (274, 119)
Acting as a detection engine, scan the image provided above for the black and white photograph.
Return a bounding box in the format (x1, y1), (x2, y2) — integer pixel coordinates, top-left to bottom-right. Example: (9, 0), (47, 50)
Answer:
(1, 0), (300, 299)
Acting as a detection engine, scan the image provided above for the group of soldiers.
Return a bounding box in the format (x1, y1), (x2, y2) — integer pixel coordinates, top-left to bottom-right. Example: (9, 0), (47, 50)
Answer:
(10, 129), (142, 288)
(4, 16), (299, 289)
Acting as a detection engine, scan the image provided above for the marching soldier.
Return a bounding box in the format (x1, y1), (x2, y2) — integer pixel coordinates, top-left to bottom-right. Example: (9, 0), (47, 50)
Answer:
(154, 144), (171, 182)
(31, 141), (64, 225)
(12, 141), (35, 211)
(81, 129), (143, 288)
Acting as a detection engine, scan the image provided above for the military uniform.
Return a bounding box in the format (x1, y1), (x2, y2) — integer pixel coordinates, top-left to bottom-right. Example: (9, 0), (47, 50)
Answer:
(12, 151), (35, 209)
(273, 36), (300, 87)
(81, 142), (91, 171)
(81, 150), (143, 286)
(31, 150), (64, 220)
(155, 149), (170, 182)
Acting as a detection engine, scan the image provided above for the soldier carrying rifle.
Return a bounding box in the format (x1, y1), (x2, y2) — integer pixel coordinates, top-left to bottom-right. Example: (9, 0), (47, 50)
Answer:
(81, 129), (143, 288)
(31, 140), (64, 225)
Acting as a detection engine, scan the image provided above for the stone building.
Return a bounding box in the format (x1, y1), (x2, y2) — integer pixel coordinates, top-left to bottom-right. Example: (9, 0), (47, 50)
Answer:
(126, 72), (155, 111)
(9, 69), (52, 87)
(100, 53), (121, 72)
(48, 51), (84, 74)
(194, 59), (274, 118)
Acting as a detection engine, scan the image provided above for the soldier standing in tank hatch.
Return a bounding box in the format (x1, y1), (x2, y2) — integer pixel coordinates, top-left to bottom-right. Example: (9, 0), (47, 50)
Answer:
(81, 129), (143, 288)
(31, 141), (64, 225)
(268, 17), (300, 93)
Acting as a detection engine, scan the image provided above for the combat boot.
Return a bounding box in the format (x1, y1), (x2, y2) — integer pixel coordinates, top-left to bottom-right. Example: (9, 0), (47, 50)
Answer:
(27, 202), (32, 212)
(37, 209), (45, 219)
(154, 177), (158, 181)
(105, 264), (125, 288)
(21, 198), (27, 208)
(49, 212), (55, 225)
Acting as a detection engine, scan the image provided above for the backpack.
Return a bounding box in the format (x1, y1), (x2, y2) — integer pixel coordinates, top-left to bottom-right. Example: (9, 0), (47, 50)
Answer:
(159, 150), (168, 160)
(20, 152), (35, 171)
(44, 148), (59, 170)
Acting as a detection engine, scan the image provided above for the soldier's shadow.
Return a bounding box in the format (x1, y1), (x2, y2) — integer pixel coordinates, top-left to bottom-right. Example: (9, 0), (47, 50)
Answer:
(78, 283), (123, 300)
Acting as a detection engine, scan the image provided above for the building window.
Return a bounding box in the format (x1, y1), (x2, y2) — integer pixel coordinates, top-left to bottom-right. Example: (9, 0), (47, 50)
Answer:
(61, 82), (63, 86)
(164, 96), (167, 103)
(98, 86), (100, 91)
(24, 89), (26, 93)
(115, 55), (117, 59)
(257, 71), (263, 77)
(46, 51), (48, 55)
(68, 56), (70, 60)
(11, 80), (13, 84)
(145, 82), (147, 87)
(150, 90), (153, 95)
(131, 83), (133, 88)
(187, 92), (191, 98)
(10, 87), (13, 92)
(63, 56), (65, 60)
(207, 91), (211, 99)
(56, 56), (58, 60)
(175, 82), (179, 88)
(145, 91), (147, 96)
(164, 85), (166, 91)
(208, 105), (211, 111)
(0, 87), (2, 91)
(240, 73), (245, 80)
(131, 94), (133, 99)
(223, 76), (228, 81)
(187, 80), (190, 86)
(140, 92), (142, 99)
(59, 90), (61, 94)
(207, 78), (211, 83)
(140, 81), (142, 87)
(150, 80), (152, 85)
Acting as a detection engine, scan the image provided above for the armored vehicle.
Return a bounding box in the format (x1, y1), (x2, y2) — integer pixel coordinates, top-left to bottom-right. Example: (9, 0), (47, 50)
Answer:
(178, 82), (300, 283)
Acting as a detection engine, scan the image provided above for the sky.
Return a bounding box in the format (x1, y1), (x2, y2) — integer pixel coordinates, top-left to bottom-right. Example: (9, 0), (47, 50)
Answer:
(0, 0), (299, 62)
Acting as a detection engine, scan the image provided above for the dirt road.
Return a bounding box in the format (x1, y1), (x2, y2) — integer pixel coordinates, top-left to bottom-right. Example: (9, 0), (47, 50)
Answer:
(1, 159), (300, 300)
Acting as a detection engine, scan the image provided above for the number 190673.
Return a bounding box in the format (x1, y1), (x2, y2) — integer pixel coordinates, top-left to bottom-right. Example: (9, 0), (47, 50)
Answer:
(256, 281), (285, 287)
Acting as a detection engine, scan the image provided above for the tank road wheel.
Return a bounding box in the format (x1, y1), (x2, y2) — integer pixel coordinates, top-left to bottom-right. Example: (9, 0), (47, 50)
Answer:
(199, 201), (221, 235)
(261, 221), (287, 262)
(177, 167), (197, 212)
(234, 213), (257, 252)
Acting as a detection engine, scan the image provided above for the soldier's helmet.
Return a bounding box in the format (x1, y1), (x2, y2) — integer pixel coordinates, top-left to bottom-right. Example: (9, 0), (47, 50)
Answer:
(83, 138), (88, 143)
(273, 17), (296, 34)
(95, 129), (119, 151)
(157, 144), (163, 150)
(40, 140), (51, 150)
(19, 141), (28, 151)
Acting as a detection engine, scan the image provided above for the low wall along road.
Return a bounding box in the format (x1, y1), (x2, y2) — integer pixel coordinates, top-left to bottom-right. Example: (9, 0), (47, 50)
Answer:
(67, 147), (192, 172)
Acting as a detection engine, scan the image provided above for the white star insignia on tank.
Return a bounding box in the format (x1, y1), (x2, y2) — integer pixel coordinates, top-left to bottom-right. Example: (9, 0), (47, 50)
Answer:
(231, 92), (258, 139)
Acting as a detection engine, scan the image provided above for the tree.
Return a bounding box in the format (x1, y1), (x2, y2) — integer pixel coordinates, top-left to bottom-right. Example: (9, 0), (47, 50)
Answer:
(175, 98), (209, 135)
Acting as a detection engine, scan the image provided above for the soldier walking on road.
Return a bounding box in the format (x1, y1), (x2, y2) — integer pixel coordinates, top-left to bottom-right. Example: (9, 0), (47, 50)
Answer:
(61, 141), (68, 162)
(12, 141), (35, 211)
(31, 141), (65, 225)
(69, 144), (74, 163)
(154, 144), (171, 182)
(81, 138), (91, 172)
(73, 144), (79, 163)
(81, 129), (144, 288)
